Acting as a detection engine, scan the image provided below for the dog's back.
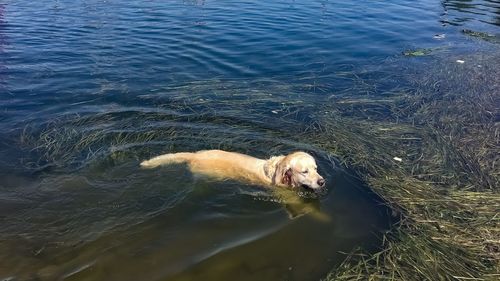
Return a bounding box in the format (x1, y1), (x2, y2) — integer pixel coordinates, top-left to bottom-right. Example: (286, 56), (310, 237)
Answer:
(140, 150), (268, 183)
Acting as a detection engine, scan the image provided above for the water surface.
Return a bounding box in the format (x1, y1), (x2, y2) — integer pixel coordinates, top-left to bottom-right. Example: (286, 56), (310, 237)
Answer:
(0, 0), (498, 280)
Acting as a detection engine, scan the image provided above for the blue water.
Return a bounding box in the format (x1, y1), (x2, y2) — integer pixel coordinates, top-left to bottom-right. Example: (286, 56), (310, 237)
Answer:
(0, 1), (498, 280)
(1, 0), (499, 127)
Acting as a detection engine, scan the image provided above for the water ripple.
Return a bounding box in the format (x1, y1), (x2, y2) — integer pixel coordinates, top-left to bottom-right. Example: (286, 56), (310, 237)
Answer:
(0, 1), (496, 280)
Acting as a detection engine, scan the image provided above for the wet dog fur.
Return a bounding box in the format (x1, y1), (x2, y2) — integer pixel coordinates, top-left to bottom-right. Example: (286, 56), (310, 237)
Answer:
(140, 150), (326, 191)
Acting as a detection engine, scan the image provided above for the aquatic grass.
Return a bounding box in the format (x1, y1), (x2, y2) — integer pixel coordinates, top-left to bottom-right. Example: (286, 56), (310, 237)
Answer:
(317, 53), (499, 280)
(18, 80), (315, 171)
(18, 52), (499, 280)
(462, 29), (500, 44)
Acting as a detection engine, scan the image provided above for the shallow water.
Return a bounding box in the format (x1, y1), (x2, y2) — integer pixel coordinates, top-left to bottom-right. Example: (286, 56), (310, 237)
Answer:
(0, 0), (498, 280)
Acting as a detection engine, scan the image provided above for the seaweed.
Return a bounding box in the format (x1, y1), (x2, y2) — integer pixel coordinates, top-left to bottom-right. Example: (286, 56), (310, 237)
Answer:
(462, 29), (500, 44)
(319, 52), (499, 280)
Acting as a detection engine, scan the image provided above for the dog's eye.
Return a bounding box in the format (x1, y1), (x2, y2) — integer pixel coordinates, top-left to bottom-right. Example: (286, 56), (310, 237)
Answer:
(302, 170), (308, 174)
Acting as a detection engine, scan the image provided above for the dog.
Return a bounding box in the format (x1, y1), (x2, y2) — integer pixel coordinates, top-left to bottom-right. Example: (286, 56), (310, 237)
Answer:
(140, 150), (326, 192)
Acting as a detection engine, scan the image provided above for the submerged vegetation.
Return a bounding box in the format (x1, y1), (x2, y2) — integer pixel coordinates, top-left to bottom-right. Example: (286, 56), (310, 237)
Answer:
(19, 51), (499, 280)
(318, 53), (499, 280)
(462, 29), (500, 44)
(402, 48), (434, 57)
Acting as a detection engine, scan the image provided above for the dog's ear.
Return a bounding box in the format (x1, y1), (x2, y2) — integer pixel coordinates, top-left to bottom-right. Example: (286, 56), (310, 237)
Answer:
(281, 168), (292, 186)
(282, 168), (293, 186)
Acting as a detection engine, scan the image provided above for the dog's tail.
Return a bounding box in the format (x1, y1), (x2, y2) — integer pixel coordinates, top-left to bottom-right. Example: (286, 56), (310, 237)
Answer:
(140, 152), (194, 168)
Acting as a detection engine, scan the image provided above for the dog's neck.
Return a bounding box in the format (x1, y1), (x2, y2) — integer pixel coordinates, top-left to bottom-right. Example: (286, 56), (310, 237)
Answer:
(263, 155), (285, 184)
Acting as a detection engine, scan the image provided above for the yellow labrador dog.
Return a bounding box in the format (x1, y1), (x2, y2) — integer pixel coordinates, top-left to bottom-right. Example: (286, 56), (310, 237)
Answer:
(141, 150), (329, 221)
(140, 150), (326, 191)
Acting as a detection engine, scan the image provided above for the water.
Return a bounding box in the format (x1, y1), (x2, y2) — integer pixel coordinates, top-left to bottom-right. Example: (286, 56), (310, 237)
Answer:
(0, 1), (498, 280)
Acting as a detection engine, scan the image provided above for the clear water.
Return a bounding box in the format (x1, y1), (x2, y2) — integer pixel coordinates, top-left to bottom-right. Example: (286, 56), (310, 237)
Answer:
(0, 1), (498, 280)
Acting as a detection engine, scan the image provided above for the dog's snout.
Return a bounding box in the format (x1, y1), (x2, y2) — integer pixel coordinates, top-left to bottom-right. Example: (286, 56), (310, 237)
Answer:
(317, 178), (325, 187)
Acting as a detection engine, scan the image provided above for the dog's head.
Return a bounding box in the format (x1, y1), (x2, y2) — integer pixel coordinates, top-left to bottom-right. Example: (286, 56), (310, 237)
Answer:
(272, 152), (326, 191)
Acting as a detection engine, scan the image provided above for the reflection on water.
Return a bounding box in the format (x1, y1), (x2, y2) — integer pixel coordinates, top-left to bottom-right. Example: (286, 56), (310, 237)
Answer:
(442, 0), (500, 26)
(0, 3), (8, 89)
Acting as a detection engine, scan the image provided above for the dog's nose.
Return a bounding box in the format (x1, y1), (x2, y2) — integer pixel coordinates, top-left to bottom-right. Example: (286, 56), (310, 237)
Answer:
(317, 178), (325, 187)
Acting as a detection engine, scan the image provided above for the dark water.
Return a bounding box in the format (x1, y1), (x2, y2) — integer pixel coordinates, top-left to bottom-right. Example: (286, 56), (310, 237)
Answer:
(0, 1), (498, 280)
